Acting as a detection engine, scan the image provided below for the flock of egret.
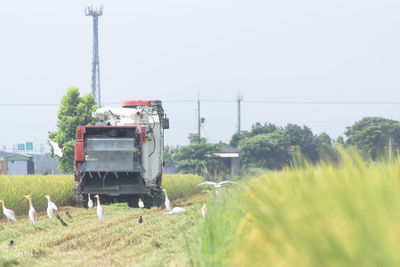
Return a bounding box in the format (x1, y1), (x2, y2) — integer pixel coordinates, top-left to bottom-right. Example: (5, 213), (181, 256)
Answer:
(0, 179), (238, 227)
(0, 194), (60, 225)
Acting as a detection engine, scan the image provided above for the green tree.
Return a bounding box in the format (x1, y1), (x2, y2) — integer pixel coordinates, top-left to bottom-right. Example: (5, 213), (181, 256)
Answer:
(230, 131), (249, 148)
(316, 132), (337, 162)
(238, 130), (291, 170)
(345, 117), (400, 160)
(230, 123), (278, 147)
(335, 136), (345, 146)
(163, 145), (178, 166)
(171, 134), (220, 177)
(284, 124), (319, 163)
(48, 87), (97, 173)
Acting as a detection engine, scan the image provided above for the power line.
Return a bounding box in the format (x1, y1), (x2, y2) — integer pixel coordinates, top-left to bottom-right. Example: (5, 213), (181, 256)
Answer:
(0, 103), (59, 106)
(2, 100), (400, 107)
(244, 101), (400, 105)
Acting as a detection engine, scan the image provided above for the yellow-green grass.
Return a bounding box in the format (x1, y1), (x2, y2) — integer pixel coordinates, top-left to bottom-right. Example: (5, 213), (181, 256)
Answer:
(0, 192), (209, 266)
(0, 174), (203, 218)
(162, 174), (204, 200)
(0, 175), (73, 217)
(191, 151), (400, 266)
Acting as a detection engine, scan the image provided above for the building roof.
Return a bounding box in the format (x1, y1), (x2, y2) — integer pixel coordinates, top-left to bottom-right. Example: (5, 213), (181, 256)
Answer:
(217, 143), (240, 153)
(213, 143), (240, 158)
(0, 151), (12, 158)
(4, 153), (33, 161)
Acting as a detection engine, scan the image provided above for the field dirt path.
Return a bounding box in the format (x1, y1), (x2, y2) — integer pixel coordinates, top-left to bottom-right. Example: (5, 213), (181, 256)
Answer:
(0, 192), (208, 267)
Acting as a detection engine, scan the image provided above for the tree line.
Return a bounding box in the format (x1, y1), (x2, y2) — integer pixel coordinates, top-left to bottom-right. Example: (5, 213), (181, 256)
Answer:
(167, 117), (400, 175)
(49, 88), (400, 174)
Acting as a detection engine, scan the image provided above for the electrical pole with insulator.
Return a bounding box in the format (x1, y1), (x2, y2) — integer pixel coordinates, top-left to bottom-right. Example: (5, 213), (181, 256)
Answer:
(237, 94), (243, 133)
(197, 96), (201, 138)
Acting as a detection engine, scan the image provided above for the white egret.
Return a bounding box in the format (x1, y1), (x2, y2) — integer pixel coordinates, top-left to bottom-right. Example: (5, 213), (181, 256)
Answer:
(202, 202), (207, 218)
(0, 200), (17, 222)
(95, 195), (105, 222)
(25, 195), (38, 225)
(49, 140), (63, 157)
(87, 194), (93, 209)
(45, 194), (58, 219)
(138, 198), (144, 209)
(162, 189), (172, 211)
(197, 181), (239, 188)
(164, 207), (186, 215)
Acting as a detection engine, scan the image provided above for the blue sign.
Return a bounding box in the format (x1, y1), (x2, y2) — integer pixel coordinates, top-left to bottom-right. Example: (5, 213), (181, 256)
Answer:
(26, 142), (33, 150)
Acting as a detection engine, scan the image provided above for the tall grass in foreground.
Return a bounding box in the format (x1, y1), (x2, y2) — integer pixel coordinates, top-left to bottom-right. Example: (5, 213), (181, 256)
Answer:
(190, 151), (400, 267)
(0, 175), (73, 216)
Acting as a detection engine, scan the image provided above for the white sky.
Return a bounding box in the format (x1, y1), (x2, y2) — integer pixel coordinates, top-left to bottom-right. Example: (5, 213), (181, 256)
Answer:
(0, 0), (400, 150)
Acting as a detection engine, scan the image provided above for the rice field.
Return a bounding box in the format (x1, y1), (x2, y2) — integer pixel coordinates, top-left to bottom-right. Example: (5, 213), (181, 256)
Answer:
(0, 193), (209, 266)
(0, 174), (203, 217)
(3, 152), (400, 266)
(0, 173), (206, 266)
(190, 151), (400, 266)
(162, 174), (204, 200)
(0, 175), (73, 216)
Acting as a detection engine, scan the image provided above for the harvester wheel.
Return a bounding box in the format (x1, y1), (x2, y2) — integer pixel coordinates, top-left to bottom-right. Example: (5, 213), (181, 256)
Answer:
(151, 186), (165, 208)
(71, 177), (83, 207)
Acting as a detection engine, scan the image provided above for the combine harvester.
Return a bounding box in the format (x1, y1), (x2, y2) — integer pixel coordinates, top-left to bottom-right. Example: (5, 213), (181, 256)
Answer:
(73, 100), (169, 208)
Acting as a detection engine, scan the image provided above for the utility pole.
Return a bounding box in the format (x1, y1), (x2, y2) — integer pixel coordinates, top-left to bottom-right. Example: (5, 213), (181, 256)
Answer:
(237, 94), (243, 133)
(85, 5), (103, 106)
(389, 136), (392, 163)
(197, 95), (201, 138)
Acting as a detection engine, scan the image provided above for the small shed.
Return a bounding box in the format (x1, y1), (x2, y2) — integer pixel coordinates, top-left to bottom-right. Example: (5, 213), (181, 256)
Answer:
(213, 143), (240, 177)
(3, 153), (35, 175)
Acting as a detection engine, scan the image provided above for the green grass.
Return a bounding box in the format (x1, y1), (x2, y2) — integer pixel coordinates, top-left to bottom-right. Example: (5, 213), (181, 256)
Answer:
(191, 150), (400, 266)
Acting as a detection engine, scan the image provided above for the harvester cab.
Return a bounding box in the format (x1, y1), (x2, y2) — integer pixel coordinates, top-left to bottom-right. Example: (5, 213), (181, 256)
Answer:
(73, 100), (169, 208)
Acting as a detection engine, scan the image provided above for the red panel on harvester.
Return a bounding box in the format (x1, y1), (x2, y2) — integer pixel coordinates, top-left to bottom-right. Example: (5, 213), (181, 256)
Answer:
(122, 100), (152, 107)
(76, 126), (86, 141)
(75, 142), (85, 162)
(141, 127), (146, 143)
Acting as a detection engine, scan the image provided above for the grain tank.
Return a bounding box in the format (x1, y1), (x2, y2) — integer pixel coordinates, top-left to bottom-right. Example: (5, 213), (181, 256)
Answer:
(73, 100), (169, 207)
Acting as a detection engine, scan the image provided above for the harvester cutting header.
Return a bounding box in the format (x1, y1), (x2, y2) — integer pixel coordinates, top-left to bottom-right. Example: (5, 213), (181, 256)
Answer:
(73, 100), (169, 208)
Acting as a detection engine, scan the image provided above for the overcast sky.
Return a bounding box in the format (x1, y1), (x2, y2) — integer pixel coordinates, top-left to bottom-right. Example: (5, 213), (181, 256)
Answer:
(0, 0), (400, 151)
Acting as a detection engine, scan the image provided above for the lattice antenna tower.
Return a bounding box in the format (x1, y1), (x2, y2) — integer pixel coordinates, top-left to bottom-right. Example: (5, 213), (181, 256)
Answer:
(85, 5), (103, 106)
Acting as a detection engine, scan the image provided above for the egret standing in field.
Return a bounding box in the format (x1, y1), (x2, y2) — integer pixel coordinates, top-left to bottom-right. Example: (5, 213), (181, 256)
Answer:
(87, 194), (93, 209)
(25, 195), (38, 225)
(138, 198), (144, 209)
(45, 194), (58, 219)
(95, 194), (105, 222)
(201, 201), (207, 218)
(162, 189), (172, 211)
(0, 200), (17, 222)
